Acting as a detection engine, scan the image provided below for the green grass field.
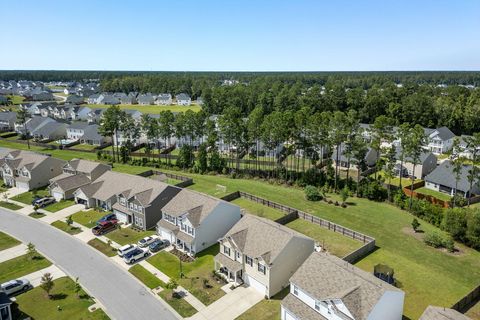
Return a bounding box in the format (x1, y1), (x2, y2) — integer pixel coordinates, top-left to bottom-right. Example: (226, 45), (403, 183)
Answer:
(11, 188), (49, 205)
(0, 201), (23, 210)
(72, 209), (106, 228)
(68, 143), (98, 151)
(128, 264), (166, 289)
(44, 200), (75, 212)
(83, 103), (201, 114)
(51, 220), (82, 235)
(1, 139), (480, 318)
(29, 211), (46, 219)
(0, 254), (52, 283)
(0, 231), (21, 251)
(14, 277), (110, 320)
(158, 289), (197, 318)
(106, 227), (155, 246)
(6, 95), (25, 105)
(87, 238), (117, 257)
(416, 187), (452, 201)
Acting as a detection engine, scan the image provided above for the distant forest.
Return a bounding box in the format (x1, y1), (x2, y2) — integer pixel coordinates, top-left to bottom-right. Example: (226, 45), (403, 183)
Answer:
(2, 70), (480, 134)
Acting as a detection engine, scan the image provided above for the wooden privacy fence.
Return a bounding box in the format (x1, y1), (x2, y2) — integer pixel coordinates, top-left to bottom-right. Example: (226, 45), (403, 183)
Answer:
(136, 169), (193, 188)
(222, 191), (376, 263)
(451, 284), (480, 313)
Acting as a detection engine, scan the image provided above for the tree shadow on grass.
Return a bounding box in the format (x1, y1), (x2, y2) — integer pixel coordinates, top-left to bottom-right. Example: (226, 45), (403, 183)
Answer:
(50, 293), (68, 300)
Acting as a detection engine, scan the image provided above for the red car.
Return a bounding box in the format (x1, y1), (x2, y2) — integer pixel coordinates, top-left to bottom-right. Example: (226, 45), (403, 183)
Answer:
(92, 220), (118, 235)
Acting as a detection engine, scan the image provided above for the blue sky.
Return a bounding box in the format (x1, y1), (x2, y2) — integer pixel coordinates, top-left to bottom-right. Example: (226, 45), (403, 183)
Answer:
(0, 0), (479, 71)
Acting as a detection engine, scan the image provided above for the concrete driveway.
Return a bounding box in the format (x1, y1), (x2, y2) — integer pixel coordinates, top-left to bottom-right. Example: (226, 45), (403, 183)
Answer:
(39, 203), (84, 224)
(0, 207), (179, 320)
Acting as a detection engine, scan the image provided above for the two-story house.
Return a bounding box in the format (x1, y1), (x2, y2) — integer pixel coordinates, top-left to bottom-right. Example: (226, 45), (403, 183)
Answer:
(73, 171), (181, 230)
(157, 189), (242, 256)
(214, 214), (315, 298)
(0, 150), (66, 191)
(0, 112), (17, 132)
(69, 106), (91, 121)
(176, 93), (191, 106)
(155, 93), (173, 105)
(87, 109), (105, 123)
(137, 93), (155, 105)
(394, 147), (437, 179)
(48, 159), (111, 201)
(331, 143), (379, 171)
(424, 126), (456, 155)
(281, 252), (405, 320)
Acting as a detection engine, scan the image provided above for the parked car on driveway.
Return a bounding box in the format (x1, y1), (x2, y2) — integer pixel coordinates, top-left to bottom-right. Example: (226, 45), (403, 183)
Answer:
(149, 239), (170, 253)
(118, 244), (137, 257)
(123, 247), (149, 264)
(138, 236), (156, 248)
(97, 213), (117, 224)
(1, 279), (31, 296)
(32, 196), (55, 207)
(92, 220), (118, 235)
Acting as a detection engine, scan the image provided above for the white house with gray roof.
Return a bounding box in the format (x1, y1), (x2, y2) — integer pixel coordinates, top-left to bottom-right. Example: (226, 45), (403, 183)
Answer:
(176, 93), (191, 106)
(137, 93), (155, 105)
(155, 93), (172, 105)
(157, 189), (241, 256)
(0, 112), (17, 132)
(424, 160), (480, 198)
(215, 214), (315, 298)
(424, 126), (456, 155)
(281, 252), (404, 320)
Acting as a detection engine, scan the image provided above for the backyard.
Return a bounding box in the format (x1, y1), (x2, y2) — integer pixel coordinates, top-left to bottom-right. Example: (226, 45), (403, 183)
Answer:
(416, 186), (453, 202)
(13, 277), (110, 320)
(147, 244), (225, 306)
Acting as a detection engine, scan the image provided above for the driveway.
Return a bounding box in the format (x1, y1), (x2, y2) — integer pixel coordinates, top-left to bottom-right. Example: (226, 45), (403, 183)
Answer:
(0, 243), (26, 263)
(0, 208), (179, 320)
(39, 203), (84, 224)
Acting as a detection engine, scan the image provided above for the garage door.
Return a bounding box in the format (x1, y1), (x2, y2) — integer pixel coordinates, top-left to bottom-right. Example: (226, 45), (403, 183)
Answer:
(113, 210), (129, 224)
(244, 275), (267, 295)
(16, 182), (30, 192)
(159, 229), (173, 243)
(52, 191), (64, 202)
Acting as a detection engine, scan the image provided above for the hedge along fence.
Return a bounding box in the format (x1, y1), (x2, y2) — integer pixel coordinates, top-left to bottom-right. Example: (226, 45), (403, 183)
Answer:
(136, 169), (193, 188)
(221, 190), (376, 263)
(451, 283), (480, 313)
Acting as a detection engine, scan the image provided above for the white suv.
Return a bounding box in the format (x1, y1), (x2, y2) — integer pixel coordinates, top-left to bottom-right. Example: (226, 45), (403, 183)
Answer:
(1, 279), (31, 296)
(123, 247), (149, 264)
(117, 244), (137, 257)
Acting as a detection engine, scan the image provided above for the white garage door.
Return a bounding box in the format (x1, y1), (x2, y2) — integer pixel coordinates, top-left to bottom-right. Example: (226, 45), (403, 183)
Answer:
(244, 275), (267, 296)
(16, 182), (30, 192)
(113, 210), (129, 224)
(159, 230), (173, 243)
(52, 191), (64, 202)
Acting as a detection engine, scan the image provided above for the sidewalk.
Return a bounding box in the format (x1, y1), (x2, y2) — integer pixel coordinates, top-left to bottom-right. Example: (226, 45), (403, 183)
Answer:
(0, 244), (27, 263)
(39, 204), (84, 224)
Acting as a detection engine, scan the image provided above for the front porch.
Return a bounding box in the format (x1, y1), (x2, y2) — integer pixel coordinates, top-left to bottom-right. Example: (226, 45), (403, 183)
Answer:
(174, 231), (196, 257)
(214, 253), (244, 286)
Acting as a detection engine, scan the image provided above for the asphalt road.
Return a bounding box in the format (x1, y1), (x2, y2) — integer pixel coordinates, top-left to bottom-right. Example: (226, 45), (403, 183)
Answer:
(0, 208), (179, 320)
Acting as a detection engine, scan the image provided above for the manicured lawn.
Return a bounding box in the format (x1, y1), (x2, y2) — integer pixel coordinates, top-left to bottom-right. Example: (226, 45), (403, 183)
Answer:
(83, 103), (202, 114)
(129, 264), (166, 289)
(44, 200), (76, 212)
(416, 187), (452, 201)
(11, 188), (50, 205)
(69, 143), (98, 151)
(148, 244), (225, 305)
(87, 238), (117, 257)
(286, 219), (362, 258)
(51, 220), (82, 235)
(13, 277), (110, 320)
(28, 211), (46, 219)
(106, 227), (155, 246)
(158, 289), (197, 318)
(236, 287), (289, 320)
(0, 201), (23, 210)
(231, 197), (285, 220)
(72, 209), (106, 228)
(0, 231), (21, 251)
(0, 253), (52, 283)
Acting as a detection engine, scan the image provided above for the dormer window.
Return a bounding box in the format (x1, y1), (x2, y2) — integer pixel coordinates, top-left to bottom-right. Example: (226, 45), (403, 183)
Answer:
(258, 263), (266, 275)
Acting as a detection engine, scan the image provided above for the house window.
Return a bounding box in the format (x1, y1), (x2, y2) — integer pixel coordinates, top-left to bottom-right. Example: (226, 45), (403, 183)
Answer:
(258, 263), (266, 274)
(246, 256), (253, 266)
(188, 226), (194, 235)
(293, 285), (298, 296)
(315, 300), (320, 311)
(236, 251), (241, 260)
(135, 216), (143, 228)
(223, 246), (231, 256)
(119, 197), (126, 206)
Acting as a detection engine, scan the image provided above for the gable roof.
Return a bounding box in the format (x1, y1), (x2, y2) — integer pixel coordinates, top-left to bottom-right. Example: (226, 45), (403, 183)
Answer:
(289, 252), (402, 320)
(222, 214), (312, 265)
(419, 306), (471, 320)
(395, 146), (435, 163)
(425, 160), (476, 192)
(51, 173), (91, 192)
(65, 159), (110, 174)
(0, 111), (17, 122)
(176, 93), (190, 100)
(428, 126), (456, 141)
(2, 150), (65, 171)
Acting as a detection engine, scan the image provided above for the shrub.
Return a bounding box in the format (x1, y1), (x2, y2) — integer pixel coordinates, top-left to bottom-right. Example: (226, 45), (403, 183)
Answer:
(423, 231), (446, 248)
(412, 218), (420, 232)
(304, 185), (322, 201)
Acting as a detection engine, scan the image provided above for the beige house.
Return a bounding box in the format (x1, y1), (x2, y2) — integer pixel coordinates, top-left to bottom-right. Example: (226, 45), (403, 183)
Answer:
(281, 252), (404, 320)
(395, 148), (437, 179)
(214, 214), (315, 298)
(48, 159), (111, 201)
(0, 150), (66, 191)
(419, 306), (471, 320)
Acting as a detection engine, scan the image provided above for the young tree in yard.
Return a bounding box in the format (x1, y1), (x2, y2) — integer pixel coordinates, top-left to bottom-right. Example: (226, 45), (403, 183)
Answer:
(340, 187), (349, 204)
(40, 273), (54, 299)
(16, 108), (30, 149)
(450, 138), (464, 208)
(166, 279), (179, 298)
(74, 277), (81, 298)
(26, 242), (37, 260)
(66, 215), (73, 227)
(406, 124), (428, 210)
(465, 133), (480, 206)
(412, 218), (420, 232)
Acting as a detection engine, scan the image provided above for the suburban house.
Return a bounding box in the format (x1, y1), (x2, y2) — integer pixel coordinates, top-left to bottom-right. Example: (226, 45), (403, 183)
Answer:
(117, 93), (137, 105)
(87, 94), (100, 104)
(69, 106), (91, 121)
(0, 291), (12, 320)
(14, 116), (56, 137)
(157, 189), (242, 256)
(0, 112), (17, 131)
(137, 93), (155, 105)
(331, 143), (379, 170)
(155, 93), (173, 105)
(458, 135), (480, 159)
(424, 126), (456, 155)
(394, 147), (437, 179)
(176, 93), (191, 106)
(419, 306), (471, 320)
(214, 214), (315, 298)
(65, 95), (84, 104)
(30, 91), (54, 101)
(424, 160), (480, 198)
(281, 252), (405, 320)
(0, 150), (66, 191)
(73, 171), (181, 230)
(66, 122), (107, 146)
(30, 120), (66, 141)
(48, 159), (111, 201)
(87, 109), (105, 123)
